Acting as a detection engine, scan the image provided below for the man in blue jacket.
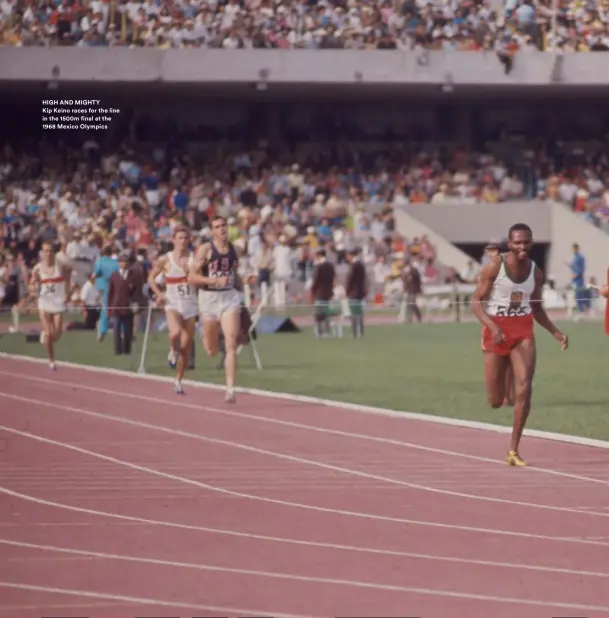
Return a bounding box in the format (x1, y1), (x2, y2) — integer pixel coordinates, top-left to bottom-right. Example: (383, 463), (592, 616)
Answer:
(93, 246), (119, 341)
(569, 243), (588, 313)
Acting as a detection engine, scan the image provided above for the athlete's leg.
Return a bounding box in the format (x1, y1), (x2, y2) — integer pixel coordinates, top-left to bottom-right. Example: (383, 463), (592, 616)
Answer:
(202, 317), (220, 357)
(10, 299), (24, 332)
(216, 331), (227, 370)
(39, 311), (55, 367)
(503, 364), (515, 406)
(165, 310), (182, 355)
(483, 352), (510, 408)
(220, 308), (240, 399)
(51, 313), (63, 342)
(177, 317), (196, 384)
(508, 338), (536, 460)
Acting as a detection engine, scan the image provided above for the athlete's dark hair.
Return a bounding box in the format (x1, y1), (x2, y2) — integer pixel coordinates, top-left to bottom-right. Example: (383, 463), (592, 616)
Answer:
(508, 223), (532, 240)
(172, 224), (190, 237)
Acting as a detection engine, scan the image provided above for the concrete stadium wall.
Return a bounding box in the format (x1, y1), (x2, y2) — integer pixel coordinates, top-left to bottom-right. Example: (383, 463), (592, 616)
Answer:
(393, 209), (476, 274)
(399, 202), (552, 244)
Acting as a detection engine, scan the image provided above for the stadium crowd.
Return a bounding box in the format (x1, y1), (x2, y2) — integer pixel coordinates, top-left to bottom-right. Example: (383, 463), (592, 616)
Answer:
(2, 0), (609, 51)
(1, 126), (609, 311)
(0, 137), (445, 313)
(0, 87), (609, 318)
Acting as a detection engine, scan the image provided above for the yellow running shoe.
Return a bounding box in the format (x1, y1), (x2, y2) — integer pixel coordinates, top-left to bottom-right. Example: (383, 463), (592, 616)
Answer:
(507, 450), (527, 467)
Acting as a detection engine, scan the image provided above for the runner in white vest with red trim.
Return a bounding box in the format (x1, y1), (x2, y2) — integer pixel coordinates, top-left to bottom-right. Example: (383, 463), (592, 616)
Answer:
(148, 225), (198, 394)
(30, 240), (72, 371)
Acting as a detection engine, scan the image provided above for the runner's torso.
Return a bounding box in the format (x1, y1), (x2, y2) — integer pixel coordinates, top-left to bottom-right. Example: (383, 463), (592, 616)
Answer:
(39, 263), (66, 303)
(165, 251), (197, 306)
(486, 255), (535, 318)
(202, 242), (238, 292)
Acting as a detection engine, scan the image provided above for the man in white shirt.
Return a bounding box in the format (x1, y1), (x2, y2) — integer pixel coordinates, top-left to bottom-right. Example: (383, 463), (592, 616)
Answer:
(272, 235), (292, 308)
(80, 274), (102, 330)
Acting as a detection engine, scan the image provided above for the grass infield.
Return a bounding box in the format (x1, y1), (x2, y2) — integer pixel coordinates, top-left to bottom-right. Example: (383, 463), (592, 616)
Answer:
(1, 317), (606, 441)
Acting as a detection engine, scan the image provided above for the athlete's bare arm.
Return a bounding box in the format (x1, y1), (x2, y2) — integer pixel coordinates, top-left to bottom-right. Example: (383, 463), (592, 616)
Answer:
(187, 243), (211, 287)
(29, 264), (40, 297)
(471, 255), (502, 331)
(531, 267), (568, 350)
(187, 243), (229, 288)
(148, 255), (168, 300)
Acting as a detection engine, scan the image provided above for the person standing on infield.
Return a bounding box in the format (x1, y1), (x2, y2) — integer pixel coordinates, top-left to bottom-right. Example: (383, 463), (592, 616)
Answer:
(94, 245), (119, 342)
(310, 248), (335, 337)
(345, 248), (367, 338)
(107, 252), (139, 356)
(471, 223), (568, 467)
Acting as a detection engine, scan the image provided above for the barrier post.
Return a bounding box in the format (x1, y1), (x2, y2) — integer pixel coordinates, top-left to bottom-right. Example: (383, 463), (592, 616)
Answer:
(137, 301), (154, 375)
(605, 268), (609, 336)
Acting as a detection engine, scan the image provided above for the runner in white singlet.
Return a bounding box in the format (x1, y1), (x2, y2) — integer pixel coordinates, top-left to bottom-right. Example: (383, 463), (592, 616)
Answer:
(30, 241), (72, 371)
(148, 225), (198, 394)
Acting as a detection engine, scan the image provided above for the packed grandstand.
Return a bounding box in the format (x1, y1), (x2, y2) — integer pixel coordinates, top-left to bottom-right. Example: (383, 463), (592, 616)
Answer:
(2, 0), (609, 311)
(1, 0), (609, 51)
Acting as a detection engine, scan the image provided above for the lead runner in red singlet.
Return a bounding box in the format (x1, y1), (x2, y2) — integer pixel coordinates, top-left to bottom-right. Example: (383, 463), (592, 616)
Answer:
(471, 223), (568, 467)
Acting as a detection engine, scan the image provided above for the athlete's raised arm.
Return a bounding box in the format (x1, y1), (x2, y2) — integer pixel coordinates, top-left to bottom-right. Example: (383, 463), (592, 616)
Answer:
(470, 255), (502, 332)
(531, 267), (568, 350)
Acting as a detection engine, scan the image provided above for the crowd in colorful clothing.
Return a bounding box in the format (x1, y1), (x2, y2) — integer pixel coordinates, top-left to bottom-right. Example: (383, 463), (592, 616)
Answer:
(0, 138), (440, 313)
(2, 133), (609, 312)
(2, 0), (609, 51)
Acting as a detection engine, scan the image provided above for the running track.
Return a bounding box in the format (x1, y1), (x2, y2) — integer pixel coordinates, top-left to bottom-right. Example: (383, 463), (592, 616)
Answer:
(1, 357), (609, 618)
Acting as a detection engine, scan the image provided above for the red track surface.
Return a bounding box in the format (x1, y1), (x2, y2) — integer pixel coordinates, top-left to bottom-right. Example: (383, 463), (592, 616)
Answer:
(1, 357), (609, 618)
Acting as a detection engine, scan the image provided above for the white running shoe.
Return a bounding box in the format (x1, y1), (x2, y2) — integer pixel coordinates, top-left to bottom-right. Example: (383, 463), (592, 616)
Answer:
(174, 379), (185, 395)
(225, 388), (236, 403)
(49, 362), (56, 371)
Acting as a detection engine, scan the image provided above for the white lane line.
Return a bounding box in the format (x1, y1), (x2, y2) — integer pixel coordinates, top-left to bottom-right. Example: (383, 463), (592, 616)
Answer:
(3, 434), (609, 548)
(0, 567), (607, 614)
(4, 352), (609, 452)
(2, 536), (609, 580)
(0, 393), (607, 518)
(2, 369), (608, 488)
(0, 582), (316, 618)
